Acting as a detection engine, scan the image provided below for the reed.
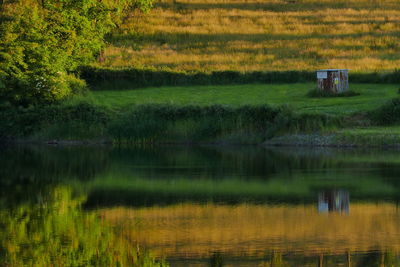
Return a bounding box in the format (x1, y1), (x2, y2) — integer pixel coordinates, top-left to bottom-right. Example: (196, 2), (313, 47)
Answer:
(0, 102), (339, 143)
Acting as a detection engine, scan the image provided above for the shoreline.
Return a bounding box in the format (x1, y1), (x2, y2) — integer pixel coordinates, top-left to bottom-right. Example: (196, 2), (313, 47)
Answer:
(2, 99), (400, 148)
(3, 130), (400, 149)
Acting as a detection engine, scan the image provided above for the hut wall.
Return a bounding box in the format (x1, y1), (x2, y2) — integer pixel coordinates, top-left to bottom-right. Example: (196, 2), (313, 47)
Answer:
(317, 70), (348, 94)
(338, 70), (349, 93)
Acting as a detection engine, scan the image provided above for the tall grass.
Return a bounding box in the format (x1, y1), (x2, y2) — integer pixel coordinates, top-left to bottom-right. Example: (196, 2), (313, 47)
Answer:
(372, 98), (400, 125)
(0, 102), (340, 143)
(5, 96), (400, 144)
(108, 104), (340, 143)
(0, 102), (110, 141)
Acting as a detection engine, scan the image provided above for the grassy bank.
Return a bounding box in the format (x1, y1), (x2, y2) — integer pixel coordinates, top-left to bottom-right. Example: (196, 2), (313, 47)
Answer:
(2, 82), (400, 146)
(266, 127), (400, 147)
(0, 102), (340, 144)
(99, 0), (400, 73)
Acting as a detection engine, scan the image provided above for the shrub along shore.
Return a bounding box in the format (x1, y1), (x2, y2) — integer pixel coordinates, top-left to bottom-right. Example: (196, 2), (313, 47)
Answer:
(2, 97), (400, 147)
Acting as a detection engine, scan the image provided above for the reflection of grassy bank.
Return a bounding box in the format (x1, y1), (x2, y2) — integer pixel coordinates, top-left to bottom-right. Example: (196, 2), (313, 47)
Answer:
(84, 170), (399, 207)
(4, 145), (400, 209)
(80, 145), (400, 207)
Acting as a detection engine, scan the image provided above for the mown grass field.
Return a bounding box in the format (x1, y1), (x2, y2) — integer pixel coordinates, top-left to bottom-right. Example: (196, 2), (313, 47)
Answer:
(79, 82), (398, 114)
(100, 0), (400, 73)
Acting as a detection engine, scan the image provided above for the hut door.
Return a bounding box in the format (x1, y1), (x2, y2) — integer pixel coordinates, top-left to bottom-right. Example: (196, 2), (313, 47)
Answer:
(333, 72), (340, 93)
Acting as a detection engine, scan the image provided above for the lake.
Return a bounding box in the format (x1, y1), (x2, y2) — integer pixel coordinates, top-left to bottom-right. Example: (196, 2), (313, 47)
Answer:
(1, 145), (400, 266)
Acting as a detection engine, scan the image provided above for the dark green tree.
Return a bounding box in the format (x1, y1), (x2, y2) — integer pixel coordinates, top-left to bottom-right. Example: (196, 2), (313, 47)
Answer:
(0, 0), (151, 105)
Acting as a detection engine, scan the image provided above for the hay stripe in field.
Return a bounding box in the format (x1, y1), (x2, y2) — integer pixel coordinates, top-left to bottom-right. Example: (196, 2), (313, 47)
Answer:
(101, 0), (400, 72)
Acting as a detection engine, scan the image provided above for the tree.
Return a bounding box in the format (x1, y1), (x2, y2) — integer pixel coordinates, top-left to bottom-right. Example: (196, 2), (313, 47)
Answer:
(0, 0), (152, 105)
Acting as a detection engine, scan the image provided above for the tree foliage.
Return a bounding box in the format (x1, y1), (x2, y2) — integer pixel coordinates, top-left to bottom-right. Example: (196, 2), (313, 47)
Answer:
(0, 0), (152, 105)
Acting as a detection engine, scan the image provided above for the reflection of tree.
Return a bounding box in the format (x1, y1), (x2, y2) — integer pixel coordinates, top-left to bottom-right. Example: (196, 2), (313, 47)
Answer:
(0, 186), (168, 267)
(0, 146), (110, 208)
(111, 146), (338, 181)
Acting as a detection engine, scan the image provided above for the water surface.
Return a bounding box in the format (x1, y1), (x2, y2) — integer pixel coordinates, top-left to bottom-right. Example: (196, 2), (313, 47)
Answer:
(1, 145), (400, 266)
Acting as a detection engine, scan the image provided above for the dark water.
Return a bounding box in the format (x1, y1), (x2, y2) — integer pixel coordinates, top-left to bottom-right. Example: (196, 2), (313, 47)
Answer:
(2, 145), (400, 266)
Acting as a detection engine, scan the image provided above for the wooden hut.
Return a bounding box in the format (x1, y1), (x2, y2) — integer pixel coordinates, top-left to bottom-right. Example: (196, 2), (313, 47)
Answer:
(317, 69), (348, 94)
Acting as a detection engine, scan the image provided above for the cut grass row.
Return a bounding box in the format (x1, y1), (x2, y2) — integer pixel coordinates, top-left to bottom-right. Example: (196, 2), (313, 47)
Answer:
(99, 0), (400, 73)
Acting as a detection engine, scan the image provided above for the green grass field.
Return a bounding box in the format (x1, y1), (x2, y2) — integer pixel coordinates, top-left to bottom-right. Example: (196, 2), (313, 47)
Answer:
(79, 83), (398, 114)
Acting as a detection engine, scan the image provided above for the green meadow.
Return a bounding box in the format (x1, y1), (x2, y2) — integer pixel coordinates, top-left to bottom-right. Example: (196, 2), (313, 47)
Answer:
(78, 83), (398, 114)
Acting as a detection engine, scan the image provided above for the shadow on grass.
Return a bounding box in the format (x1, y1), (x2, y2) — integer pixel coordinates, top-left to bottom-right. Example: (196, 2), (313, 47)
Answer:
(155, 1), (399, 12)
(306, 88), (361, 98)
(81, 68), (314, 89)
(108, 32), (400, 47)
(80, 66), (400, 90)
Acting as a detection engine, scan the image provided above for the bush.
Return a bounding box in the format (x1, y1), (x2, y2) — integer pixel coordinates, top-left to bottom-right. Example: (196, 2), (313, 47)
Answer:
(66, 75), (88, 96)
(0, 103), (110, 140)
(372, 98), (400, 125)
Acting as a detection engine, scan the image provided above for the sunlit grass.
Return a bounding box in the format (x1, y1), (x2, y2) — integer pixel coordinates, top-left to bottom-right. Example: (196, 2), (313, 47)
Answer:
(99, 0), (400, 72)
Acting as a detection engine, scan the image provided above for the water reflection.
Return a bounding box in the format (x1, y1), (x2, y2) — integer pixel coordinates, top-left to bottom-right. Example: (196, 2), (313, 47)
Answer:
(210, 252), (224, 267)
(2, 145), (400, 266)
(318, 190), (349, 214)
(105, 203), (400, 266)
(0, 186), (168, 266)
